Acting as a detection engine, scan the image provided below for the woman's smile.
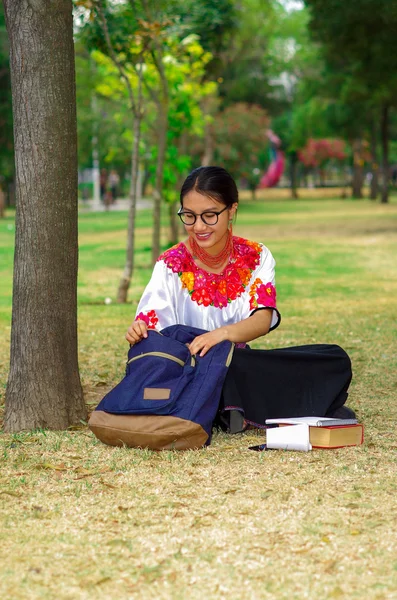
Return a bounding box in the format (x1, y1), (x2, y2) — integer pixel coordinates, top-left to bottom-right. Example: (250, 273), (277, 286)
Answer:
(195, 232), (212, 241)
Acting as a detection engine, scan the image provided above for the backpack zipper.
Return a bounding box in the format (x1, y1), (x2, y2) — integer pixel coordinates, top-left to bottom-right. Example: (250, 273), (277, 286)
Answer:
(225, 343), (235, 367)
(127, 351), (195, 367)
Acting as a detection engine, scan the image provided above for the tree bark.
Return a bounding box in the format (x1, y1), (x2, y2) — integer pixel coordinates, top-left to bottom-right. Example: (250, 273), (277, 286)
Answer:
(117, 109), (142, 302)
(380, 104), (389, 204)
(200, 95), (218, 167)
(289, 152), (299, 199)
(152, 101), (168, 264)
(351, 140), (364, 199)
(117, 65), (143, 303)
(201, 120), (214, 166)
(167, 132), (186, 245)
(0, 185), (5, 218)
(4, 0), (86, 431)
(369, 117), (379, 200)
(168, 201), (179, 246)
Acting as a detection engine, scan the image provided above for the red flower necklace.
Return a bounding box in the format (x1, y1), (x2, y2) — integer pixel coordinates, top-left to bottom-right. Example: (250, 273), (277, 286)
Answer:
(159, 236), (265, 309)
(189, 228), (233, 269)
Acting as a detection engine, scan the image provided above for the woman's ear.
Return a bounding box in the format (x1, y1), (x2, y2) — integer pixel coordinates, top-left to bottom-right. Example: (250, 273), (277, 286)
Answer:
(229, 202), (238, 220)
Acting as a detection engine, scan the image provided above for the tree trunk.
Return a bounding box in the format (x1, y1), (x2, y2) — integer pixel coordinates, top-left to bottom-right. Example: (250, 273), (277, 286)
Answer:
(0, 185), (5, 218)
(369, 117), (379, 200)
(201, 120), (214, 166)
(117, 110), (142, 302)
(289, 152), (299, 199)
(351, 164), (364, 198)
(3, 0), (86, 431)
(200, 95), (216, 167)
(95, 2), (144, 302)
(168, 201), (179, 246)
(351, 140), (364, 199)
(152, 101), (168, 264)
(117, 61), (143, 303)
(168, 132), (186, 245)
(380, 104), (389, 204)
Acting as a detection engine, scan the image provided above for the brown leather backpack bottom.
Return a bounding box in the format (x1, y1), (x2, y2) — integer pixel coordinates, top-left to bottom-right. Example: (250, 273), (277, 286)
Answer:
(88, 410), (208, 450)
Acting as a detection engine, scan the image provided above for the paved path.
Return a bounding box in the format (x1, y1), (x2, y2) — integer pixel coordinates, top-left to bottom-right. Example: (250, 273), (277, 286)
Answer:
(79, 198), (153, 212)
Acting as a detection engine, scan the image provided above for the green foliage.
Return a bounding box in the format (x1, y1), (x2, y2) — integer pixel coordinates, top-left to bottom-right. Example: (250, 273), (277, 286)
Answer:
(76, 52), (135, 174)
(70, 0), (397, 195)
(210, 103), (270, 184)
(304, 0), (397, 111)
(217, 0), (286, 111)
(75, 1), (218, 197)
(176, 0), (238, 80)
(305, 0), (397, 93)
(146, 35), (216, 201)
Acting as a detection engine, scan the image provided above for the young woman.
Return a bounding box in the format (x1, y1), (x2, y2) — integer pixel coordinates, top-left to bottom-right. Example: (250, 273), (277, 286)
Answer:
(126, 166), (354, 429)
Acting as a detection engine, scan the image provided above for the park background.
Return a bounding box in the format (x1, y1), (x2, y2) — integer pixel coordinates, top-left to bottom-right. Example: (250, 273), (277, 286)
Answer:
(1, 1), (397, 599)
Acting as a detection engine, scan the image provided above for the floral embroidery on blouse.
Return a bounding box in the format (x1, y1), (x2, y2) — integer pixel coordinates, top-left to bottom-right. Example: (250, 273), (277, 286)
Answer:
(249, 278), (277, 311)
(158, 237), (264, 309)
(135, 309), (159, 329)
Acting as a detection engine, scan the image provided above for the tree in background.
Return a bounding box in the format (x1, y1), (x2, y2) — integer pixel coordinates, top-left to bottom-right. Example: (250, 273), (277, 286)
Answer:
(3, 0), (86, 431)
(176, 0), (237, 165)
(304, 0), (397, 203)
(95, 0), (146, 302)
(78, 0), (217, 301)
(75, 42), (135, 177)
(298, 138), (346, 186)
(218, 0), (287, 114)
(148, 37), (215, 245)
(271, 5), (330, 198)
(202, 103), (269, 198)
(82, 27), (213, 295)
(216, 103), (269, 191)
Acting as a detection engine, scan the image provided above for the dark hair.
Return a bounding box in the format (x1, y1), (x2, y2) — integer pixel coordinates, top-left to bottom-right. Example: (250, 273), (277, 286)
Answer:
(180, 166), (239, 207)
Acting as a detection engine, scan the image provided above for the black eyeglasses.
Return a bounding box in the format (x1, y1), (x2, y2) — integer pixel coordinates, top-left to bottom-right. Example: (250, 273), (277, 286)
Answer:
(178, 205), (229, 226)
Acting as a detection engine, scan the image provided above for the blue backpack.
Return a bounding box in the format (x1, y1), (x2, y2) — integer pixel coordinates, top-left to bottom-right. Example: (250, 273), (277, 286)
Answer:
(89, 325), (234, 450)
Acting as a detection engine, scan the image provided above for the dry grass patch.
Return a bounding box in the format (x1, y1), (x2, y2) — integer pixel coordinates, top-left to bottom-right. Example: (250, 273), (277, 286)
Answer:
(1, 198), (397, 599)
(1, 430), (397, 599)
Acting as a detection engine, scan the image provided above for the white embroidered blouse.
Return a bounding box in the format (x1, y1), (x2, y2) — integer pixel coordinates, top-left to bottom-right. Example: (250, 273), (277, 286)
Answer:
(135, 236), (281, 333)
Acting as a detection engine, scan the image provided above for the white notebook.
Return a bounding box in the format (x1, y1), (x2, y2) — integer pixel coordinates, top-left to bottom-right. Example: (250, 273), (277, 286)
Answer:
(265, 416), (358, 427)
(266, 424), (312, 451)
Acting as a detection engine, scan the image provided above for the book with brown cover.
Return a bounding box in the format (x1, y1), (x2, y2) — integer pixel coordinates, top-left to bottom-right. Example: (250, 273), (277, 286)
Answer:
(308, 424), (364, 448)
(264, 417), (363, 450)
(275, 423), (364, 449)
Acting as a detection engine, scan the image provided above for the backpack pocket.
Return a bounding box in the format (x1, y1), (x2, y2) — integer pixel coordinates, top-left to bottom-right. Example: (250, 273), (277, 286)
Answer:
(96, 351), (195, 416)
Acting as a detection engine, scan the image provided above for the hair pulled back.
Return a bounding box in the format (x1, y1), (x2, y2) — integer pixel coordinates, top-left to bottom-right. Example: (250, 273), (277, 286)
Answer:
(180, 166), (238, 208)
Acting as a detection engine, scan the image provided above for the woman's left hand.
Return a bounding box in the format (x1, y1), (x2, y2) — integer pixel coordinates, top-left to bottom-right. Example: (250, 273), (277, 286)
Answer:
(188, 328), (228, 357)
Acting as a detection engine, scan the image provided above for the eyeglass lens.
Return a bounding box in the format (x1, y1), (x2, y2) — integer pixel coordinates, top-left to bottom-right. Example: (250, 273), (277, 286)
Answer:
(179, 212), (219, 225)
(178, 205), (228, 226)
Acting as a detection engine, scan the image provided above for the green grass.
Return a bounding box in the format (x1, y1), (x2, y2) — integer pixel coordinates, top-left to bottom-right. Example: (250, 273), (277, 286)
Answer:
(1, 195), (397, 599)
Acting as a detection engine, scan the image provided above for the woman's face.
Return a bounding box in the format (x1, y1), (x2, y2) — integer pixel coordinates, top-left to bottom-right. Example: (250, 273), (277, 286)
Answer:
(181, 190), (238, 253)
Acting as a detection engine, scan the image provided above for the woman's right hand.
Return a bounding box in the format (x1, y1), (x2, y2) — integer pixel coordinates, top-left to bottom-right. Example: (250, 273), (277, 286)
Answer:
(125, 319), (148, 346)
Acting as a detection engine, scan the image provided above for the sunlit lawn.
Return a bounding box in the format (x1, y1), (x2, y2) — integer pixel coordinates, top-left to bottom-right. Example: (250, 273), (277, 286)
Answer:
(1, 192), (397, 599)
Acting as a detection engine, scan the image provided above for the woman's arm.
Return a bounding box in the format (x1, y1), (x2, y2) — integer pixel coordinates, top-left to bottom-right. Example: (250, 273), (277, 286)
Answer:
(125, 261), (178, 344)
(188, 309), (272, 357)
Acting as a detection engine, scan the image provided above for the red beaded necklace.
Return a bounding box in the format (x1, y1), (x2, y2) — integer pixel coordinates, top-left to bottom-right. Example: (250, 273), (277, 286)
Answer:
(190, 228), (234, 269)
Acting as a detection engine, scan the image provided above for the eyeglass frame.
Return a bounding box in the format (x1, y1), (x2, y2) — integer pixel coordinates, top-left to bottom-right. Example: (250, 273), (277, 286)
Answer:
(177, 205), (229, 226)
